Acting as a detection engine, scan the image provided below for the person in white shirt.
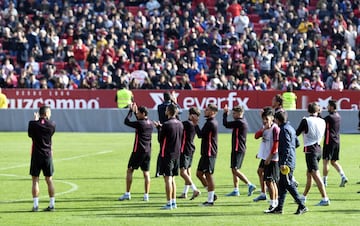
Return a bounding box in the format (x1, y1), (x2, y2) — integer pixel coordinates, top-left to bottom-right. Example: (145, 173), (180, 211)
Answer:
(296, 103), (330, 206)
(233, 10), (249, 37)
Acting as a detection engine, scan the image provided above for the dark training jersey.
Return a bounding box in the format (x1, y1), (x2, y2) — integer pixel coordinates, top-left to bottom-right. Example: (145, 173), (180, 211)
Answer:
(157, 100), (172, 124)
(196, 117), (218, 157)
(222, 113), (248, 153)
(158, 117), (184, 160)
(324, 111), (340, 145)
(28, 117), (56, 158)
(181, 120), (197, 156)
(124, 110), (153, 153)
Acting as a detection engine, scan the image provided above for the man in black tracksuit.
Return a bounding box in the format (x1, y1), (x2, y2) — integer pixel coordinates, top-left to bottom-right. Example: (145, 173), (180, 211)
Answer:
(270, 111), (307, 215)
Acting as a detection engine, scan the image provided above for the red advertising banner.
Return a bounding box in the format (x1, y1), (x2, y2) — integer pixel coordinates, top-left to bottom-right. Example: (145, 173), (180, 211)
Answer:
(3, 89), (117, 109)
(2, 89), (360, 110)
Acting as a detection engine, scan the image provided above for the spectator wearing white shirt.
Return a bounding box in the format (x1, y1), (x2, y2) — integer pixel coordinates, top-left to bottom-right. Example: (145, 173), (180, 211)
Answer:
(341, 43), (355, 61)
(331, 75), (344, 91)
(233, 10), (249, 37)
(25, 56), (40, 75)
(344, 24), (357, 50)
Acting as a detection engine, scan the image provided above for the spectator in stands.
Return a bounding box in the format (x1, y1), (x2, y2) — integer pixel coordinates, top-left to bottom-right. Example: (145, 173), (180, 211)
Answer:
(195, 68), (208, 89)
(259, 2), (274, 24)
(341, 43), (356, 62)
(348, 77), (360, 90)
(331, 74), (344, 91)
(325, 71), (337, 90)
(233, 10), (249, 37)
(227, 0), (242, 18)
(27, 73), (41, 89)
(178, 74), (193, 90)
(24, 56), (40, 76)
(196, 50), (208, 71)
(73, 38), (88, 69)
(258, 46), (273, 76)
(0, 0), (359, 92)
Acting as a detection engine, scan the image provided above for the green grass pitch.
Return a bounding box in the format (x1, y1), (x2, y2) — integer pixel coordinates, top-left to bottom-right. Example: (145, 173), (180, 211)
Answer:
(0, 132), (359, 226)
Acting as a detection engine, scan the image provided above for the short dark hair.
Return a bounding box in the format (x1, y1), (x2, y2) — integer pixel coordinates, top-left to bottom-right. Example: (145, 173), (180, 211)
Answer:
(138, 106), (148, 116)
(39, 105), (50, 116)
(262, 106), (273, 115)
(328, 99), (337, 110)
(262, 107), (274, 118)
(166, 103), (178, 117)
(274, 94), (283, 106)
(163, 91), (171, 101)
(232, 105), (244, 113)
(189, 107), (201, 116)
(207, 104), (218, 112)
(274, 111), (287, 124)
(308, 102), (320, 114)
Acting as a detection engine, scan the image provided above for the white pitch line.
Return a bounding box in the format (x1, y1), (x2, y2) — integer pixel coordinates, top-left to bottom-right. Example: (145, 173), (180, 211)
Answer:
(0, 151), (113, 203)
(0, 174), (79, 203)
(0, 150), (113, 171)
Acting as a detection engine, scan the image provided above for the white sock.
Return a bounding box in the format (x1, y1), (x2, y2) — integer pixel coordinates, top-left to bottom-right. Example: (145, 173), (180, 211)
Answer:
(33, 197), (39, 208)
(125, 192), (130, 196)
(340, 171), (345, 178)
(323, 197), (329, 201)
(144, 193), (149, 199)
(49, 197), (55, 208)
(191, 184), (198, 191)
(260, 192), (266, 196)
(234, 187), (239, 192)
(208, 191), (215, 202)
(274, 199), (278, 207)
(183, 185), (190, 194)
(171, 199), (176, 204)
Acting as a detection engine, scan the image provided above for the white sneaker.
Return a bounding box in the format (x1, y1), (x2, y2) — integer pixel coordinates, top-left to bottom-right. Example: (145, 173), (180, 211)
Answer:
(118, 194), (131, 201)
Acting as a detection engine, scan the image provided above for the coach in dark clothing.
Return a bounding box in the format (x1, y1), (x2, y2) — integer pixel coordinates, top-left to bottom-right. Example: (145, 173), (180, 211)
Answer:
(155, 103), (183, 210)
(28, 105), (56, 212)
(270, 111), (307, 215)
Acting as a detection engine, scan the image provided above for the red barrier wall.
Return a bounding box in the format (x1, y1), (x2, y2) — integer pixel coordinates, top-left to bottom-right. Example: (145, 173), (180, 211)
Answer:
(3, 89), (360, 110)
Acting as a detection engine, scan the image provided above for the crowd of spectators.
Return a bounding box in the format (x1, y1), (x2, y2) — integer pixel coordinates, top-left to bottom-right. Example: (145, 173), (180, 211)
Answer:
(0, 0), (360, 91)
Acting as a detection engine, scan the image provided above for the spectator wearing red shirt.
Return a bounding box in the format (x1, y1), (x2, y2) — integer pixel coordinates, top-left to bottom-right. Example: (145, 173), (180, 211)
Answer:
(227, 0), (242, 18)
(73, 38), (89, 69)
(195, 68), (208, 89)
(100, 39), (116, 69)
(61, 24), (75, 46)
